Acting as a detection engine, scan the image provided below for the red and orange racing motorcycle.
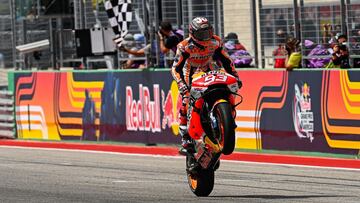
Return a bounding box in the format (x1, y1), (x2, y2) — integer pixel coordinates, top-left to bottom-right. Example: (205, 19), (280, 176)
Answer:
(185, 70), (242, 196)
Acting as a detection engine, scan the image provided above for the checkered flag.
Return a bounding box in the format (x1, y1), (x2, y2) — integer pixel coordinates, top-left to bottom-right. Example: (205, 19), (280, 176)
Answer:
(104, 0), (133, 47)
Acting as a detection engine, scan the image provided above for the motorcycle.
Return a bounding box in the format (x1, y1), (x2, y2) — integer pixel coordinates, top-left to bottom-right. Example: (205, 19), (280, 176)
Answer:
(184, 70), (242, 196)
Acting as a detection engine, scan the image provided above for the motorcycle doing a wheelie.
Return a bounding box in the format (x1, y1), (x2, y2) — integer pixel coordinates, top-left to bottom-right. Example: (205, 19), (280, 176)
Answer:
(184, 70), (242, 196)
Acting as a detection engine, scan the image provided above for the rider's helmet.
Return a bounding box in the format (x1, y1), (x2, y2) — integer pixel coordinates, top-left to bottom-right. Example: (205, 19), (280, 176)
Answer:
(189, 17), (213, 42)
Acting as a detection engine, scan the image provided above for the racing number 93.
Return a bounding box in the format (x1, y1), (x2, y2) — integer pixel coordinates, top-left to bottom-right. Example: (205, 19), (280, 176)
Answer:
(204, 74), (228, 85)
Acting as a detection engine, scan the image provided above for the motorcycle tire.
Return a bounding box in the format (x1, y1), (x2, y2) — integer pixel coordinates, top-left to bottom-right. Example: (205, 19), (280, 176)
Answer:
(215, 102), (235, 155)
(187, 169), (214, 197)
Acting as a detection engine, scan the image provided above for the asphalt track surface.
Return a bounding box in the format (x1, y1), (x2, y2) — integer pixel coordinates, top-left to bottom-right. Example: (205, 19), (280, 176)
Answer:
(0, 147), (359, 203)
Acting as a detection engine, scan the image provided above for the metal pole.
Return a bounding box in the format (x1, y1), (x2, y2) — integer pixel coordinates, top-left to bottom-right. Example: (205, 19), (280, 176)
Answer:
(10, 0), (17, 69)
(22, 19), (28, 70)
(188, 0), (193, 26)
(345, 0), (351, 67)
(293, 0), (300, 40)
(74, 0), (80, 29)
(154, 0), (160, 67)
(79, 0), (87, 69)
(259, 0), (265, 69)
(58, 17), (64, 69)
(299, 0), (304, 38)
(340, 0), (347, 35)
(37, 0), (41, 16)
(214, 0), (223, 38)
(79, 0), (85, 29)
(158, 0), (162, 22)
(49, 19), (56, 69)
(251, 0), (259, 68)
(176, 0), (183, 29)
(142, 0), (151, 67)
(300, 0), (305, 68)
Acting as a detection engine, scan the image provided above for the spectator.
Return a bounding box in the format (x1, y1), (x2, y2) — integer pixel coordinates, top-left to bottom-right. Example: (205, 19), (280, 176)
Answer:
(324, 33), (350, 69)
(350, 29), (360, 68)
(157, 21), (184, 67)
(326, 43), (350, 69)
(323, 24), (345, 46)
(273, 29), (287, 68)
(224, 32), (252, 67)
(285, 37), (302, 70)
(157, 21), (184, 54)
(121, 34), (148, 69)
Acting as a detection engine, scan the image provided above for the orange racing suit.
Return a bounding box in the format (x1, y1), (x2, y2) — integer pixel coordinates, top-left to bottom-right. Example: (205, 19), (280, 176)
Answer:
(171, 35), (240, 135)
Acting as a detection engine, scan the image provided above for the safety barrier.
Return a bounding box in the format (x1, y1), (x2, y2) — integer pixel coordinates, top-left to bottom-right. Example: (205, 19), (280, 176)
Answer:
(10, 69), (360, 156)
(0, 90), (15, 139)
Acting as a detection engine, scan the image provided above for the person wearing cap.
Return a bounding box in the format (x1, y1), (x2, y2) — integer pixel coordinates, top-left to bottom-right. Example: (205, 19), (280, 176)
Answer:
(224, 32), (246, 54)
(224, 32), (252, 67)
(273, 29), (288, 69)
(121, 33), (148, 69)
(284, 37), (302, 70)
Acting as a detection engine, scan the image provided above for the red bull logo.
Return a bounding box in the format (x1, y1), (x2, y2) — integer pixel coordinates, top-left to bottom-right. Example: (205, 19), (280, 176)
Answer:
(161, 81), (181, 135)
(126, 84), (161, 133)
(125, 81), (181, 135)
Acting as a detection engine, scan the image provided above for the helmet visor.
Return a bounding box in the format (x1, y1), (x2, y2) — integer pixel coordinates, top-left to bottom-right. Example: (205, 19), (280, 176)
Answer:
(193, 28), (213, 41)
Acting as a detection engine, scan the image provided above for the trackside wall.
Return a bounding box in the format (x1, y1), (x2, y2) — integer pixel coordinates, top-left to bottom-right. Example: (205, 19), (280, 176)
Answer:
(11, 69), (360, 155)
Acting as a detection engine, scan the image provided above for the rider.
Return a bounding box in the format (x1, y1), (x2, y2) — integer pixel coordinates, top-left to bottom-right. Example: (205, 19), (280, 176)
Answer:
(171, 17), (242, 154)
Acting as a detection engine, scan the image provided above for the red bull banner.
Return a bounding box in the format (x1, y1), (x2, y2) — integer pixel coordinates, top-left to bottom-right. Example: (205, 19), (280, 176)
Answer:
(13, 69), (360, 155)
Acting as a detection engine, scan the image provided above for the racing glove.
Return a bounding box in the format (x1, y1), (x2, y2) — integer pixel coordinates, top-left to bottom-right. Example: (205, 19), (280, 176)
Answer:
(236, 78), (243, 89)
(178, 81), (189, 96)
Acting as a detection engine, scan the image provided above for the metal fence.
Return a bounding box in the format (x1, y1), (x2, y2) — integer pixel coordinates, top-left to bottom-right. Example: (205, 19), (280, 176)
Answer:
(0, 90), (15, 139)
(259, 0), (360, 68)
(0, 0), (360, 69)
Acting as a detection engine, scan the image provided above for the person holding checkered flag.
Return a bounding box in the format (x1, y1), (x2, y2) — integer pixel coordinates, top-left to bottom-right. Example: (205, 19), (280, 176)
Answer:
(104, 0), (133, 47)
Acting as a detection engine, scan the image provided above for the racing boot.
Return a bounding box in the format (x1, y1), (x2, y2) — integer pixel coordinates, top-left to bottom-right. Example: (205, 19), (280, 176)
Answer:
(178, 108), (194, 155)
(179, 131), (194, 156)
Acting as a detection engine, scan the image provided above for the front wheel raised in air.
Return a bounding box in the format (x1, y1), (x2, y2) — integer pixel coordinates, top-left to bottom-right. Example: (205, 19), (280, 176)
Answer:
(215, 102), (235, 155)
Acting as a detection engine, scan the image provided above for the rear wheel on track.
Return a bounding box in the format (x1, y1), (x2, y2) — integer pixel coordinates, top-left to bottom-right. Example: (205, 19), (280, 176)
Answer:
(187, 169), (214, 197)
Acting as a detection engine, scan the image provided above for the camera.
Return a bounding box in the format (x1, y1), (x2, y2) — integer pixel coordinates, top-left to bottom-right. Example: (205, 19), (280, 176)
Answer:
(338, 42), (347, 51)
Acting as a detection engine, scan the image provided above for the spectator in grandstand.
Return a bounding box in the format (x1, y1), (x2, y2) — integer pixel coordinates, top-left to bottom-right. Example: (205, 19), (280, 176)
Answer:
(304, 39), (331, 68)
(284, 37), (302, 70)
(350, 29), (360, 68)
(326, 42), (350, 69)
(157, 21), (184, 54)
(273, 29), (287, 68)
(157, 21), (184, 66)
(121, 34), (148, 69)
(322, 24), (344, 45)
(224, 32), (252, 67)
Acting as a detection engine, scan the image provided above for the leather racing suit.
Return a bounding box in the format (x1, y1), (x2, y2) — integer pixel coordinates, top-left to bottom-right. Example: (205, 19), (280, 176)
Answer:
(171, 35), (241, 141)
